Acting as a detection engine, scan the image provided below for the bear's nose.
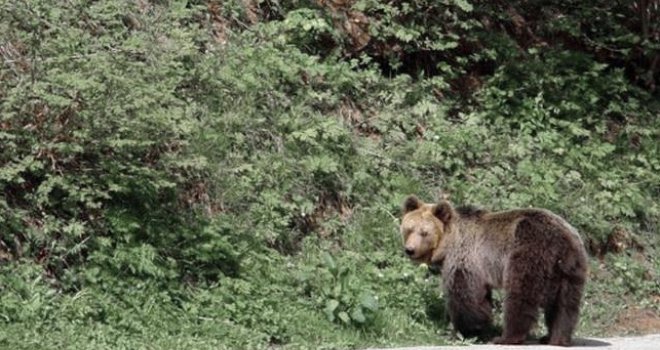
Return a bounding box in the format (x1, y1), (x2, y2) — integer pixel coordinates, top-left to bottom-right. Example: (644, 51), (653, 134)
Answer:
(405, 248), (415, 256)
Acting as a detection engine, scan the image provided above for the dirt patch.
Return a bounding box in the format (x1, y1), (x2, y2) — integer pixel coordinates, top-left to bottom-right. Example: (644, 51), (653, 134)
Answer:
(608, 304), (660, 335)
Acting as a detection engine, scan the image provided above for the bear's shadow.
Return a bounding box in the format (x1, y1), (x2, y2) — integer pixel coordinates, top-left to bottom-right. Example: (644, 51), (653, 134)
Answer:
(569, 337), (611, 347)
(507, 337), (611, 347)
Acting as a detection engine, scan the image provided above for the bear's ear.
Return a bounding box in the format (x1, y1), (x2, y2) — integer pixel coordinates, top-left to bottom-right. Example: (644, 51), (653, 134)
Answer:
(402, 195), (423, 214)
(432, 201), (454, 223)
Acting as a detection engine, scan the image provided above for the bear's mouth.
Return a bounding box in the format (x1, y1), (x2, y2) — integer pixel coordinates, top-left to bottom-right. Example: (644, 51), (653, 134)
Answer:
(408, 251), (432, 264)
(409, 255), (424, 263)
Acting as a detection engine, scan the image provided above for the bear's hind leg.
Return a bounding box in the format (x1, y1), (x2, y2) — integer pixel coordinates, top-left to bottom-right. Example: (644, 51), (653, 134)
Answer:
(493, 290), (540, 345)
(545, 280), (585, 346)
(539, 301), (558, 344)
(494, 248), (545, 345)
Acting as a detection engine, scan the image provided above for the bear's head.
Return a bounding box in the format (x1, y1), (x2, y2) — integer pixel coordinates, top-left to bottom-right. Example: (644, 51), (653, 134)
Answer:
(400, 195), (454, 265)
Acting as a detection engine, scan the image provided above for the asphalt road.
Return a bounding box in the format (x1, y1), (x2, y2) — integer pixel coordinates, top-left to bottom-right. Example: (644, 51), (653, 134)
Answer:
(364, 334), (660, 350)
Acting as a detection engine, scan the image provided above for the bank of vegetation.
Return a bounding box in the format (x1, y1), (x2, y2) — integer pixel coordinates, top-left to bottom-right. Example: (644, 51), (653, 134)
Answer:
(1, 1), (658, 349)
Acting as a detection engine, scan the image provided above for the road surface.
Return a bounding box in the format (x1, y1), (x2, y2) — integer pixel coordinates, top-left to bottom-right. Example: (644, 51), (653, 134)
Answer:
(364, 334), (660, 350)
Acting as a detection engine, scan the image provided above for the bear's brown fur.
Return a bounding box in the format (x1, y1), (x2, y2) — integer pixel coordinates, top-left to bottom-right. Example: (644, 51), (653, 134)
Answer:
(400, 195), (588, 346)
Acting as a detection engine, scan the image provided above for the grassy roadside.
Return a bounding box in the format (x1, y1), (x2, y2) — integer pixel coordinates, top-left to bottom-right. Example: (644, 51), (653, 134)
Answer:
(1, 1), (658, 349)
(1, 212), (658, 349)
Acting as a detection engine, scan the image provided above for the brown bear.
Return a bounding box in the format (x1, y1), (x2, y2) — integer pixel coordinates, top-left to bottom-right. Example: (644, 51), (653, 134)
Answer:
(400, 195), (588, 346)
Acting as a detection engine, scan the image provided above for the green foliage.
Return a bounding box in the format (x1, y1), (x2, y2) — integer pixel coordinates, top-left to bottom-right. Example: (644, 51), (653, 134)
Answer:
(307, 252), (380, 326)
(1, 0), (658, 348)
(609, 254), (660, 297)
(0, 0), (238, 287)
(465, 49), (660, 239)
(347, 0), (481, 78)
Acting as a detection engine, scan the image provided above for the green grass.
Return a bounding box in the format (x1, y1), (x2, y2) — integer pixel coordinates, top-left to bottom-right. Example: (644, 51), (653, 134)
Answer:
(1, 1), (659, 349)
(2, 214), (658, 349)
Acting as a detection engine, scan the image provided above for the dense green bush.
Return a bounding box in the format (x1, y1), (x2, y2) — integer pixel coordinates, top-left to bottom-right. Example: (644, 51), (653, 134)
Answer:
(0, 0), (237, 287)
(1, 0), (658, 348)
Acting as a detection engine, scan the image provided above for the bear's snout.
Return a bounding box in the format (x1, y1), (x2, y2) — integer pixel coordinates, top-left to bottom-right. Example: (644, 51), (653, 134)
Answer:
(404, 247), (415, 256)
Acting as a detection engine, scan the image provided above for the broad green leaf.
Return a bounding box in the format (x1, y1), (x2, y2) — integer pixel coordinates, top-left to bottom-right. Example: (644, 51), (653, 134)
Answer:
(338, 311), (350, 324)
(350, 307), (366, 323)
(360, 293), (379, 312)
(453, 0), (473, 12)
